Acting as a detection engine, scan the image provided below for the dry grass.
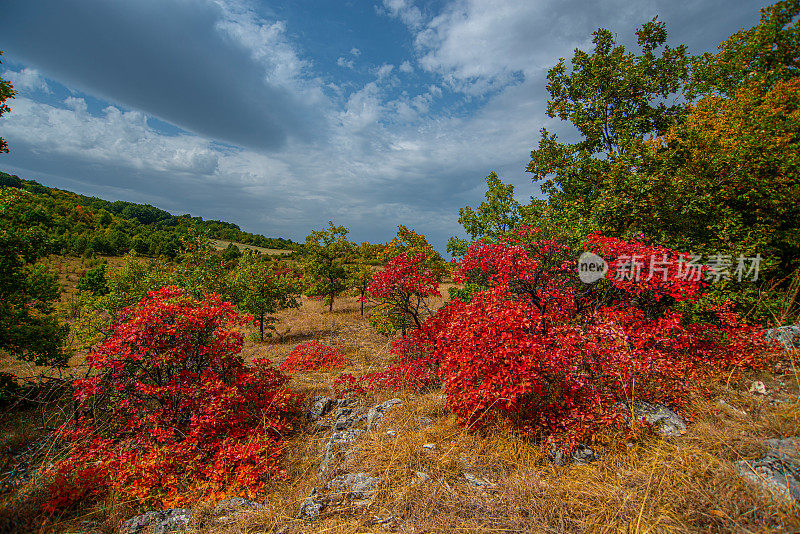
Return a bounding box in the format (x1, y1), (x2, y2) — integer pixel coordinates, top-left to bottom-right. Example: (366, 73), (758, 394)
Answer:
(208, 239), (292, 256)
(2, 258), (800, 533)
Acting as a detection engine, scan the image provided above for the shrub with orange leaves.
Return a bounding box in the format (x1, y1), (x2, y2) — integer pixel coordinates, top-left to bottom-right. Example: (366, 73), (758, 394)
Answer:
(45, 286), (300, 511)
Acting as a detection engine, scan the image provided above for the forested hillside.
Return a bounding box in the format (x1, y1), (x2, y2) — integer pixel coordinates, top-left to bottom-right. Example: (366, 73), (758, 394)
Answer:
(0, 171), (298, 258)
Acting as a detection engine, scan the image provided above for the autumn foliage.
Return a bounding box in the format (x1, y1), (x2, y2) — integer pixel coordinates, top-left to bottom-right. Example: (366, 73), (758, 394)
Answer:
(345, 228), (776, 451)
(279, 340), (351, 373)
(46, 286), (300, 511)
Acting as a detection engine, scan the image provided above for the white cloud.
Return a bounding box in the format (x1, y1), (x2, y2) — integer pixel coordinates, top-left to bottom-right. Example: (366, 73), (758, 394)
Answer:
(2, 96), (219, 175)
(3, 68), (50, 93)
(399, 60), (413, 73)
(375, 63), (395, 80)
(381, 0), (425, 29)
(337, 56), (355, 69)
(385, 0), (655, 96)
(350, 47), (361, 56)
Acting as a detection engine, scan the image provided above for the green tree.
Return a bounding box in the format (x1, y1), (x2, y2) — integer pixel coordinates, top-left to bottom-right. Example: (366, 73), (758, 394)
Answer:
(447, 172), (526, 256)
(349, 258), (374, 316)
(303, 221), (353, 312)
(0, 189), (68, 366)
(0, 51), (16, 154)
(229, 253), (300, 341)
(76, 263), (110, 296)
(526, 18), (690, 228)
(221, 242), (243, 264)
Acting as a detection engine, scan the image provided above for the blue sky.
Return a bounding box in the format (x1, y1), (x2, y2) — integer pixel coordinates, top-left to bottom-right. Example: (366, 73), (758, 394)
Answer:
(0, 0), (765, 252)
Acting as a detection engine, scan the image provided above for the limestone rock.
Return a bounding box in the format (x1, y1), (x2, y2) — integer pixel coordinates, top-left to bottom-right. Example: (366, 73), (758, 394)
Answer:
(626, 400), (687, 437)
(329, 472), (380, 499)
(119, 509), (192, 534)
(307, 396), (334, 419)
(367, 398), (403, 429)
(297, 488), (325, 520)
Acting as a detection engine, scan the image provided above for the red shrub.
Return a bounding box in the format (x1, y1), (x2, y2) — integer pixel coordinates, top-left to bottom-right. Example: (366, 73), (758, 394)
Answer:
(344, 227), (777, 451)
(279, 340), (351, 373)
(46, 286), (300, 511)
(436, 228), (775, 449)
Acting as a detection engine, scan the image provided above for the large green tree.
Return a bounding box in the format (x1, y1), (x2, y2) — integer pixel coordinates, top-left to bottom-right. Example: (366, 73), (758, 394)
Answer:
(526, 18), (690, 227)
(0, 189), (68, 367)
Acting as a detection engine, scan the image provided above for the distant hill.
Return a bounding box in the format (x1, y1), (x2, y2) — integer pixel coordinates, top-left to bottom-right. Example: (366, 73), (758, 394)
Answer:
(0, 171), (299, 258)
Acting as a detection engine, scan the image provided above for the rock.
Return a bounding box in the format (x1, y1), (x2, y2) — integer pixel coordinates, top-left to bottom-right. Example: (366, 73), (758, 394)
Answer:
(212, 497), (262, 515)
(329, 472), (380, 499)
(386, 430), (397, 436)
(626, 400), (687, 437)
(463, 472), (497, 488)
(749, 381), (767, 395)
(551, 443), (598, 466)
(417, 417), (433, 428)
(297, 488), (325, 520)
(119, 509), (192, 534)
(737, 449), (800, 503)
(367, 398), (403, 429)
(764, 325), (800, 352)
(307, 396), (334, 419)
(423, 443), (436, 450)
(320, 426), (364, 474)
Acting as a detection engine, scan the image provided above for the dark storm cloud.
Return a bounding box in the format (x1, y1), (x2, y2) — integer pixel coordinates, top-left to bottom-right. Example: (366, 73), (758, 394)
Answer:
(0, 0), (322, 152)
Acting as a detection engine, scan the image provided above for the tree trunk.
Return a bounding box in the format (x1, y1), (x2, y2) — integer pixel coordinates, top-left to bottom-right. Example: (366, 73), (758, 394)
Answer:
(329, 295), (334, 312)
(360, 290), (364, 316)
(259, 313), (264, 342)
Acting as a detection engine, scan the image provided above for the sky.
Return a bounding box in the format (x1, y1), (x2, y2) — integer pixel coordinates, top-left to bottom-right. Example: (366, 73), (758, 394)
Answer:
(0, 0), (766, 253)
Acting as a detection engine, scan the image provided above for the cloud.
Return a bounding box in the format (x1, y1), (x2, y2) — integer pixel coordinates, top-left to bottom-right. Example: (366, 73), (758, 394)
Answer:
(399, 60), (414, 73)
(381, 0), (425, 29)
(0, 0), (329, 152)
(3, 96), (219, 175)
(337, 57), (355, 69)
(350, 47), (362, 56)
(375, 64), (395, 80)
(2, 68), (50, 94)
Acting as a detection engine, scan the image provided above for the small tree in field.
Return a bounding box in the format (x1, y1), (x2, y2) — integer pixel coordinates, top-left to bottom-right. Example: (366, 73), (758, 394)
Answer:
(365, 252), (440, 336)
(229, 253), (301, 341)
(46, 287), (300, 510)
(303, 221), (353, 312)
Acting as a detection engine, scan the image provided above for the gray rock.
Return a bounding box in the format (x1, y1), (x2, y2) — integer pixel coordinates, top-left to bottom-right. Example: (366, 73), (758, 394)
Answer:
(366, 398), (403, 429)
(329, 472), (380, 499)
(307, 396), (334, 419)
(551, 443), (598, 465)
(737, 452), (800, 503)
(297, 488), (325, 520)
(119, 509), (192, 534)
(764, 325), (800, 352)
(749, 381), (767, 395)
(626, 400), (686, 437)
(212, 497), (262, 515)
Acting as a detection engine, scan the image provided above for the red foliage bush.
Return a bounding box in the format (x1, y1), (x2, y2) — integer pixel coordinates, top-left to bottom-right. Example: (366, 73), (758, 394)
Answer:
(437, 228), (775, 449)
(279, 340), (351, 373)
(344, 227), (777, 450)
(46, 286), (300, 511)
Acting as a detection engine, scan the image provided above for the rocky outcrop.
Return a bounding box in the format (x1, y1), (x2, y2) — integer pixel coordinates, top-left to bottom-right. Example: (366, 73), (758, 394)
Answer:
(737, 437), (800, 504)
